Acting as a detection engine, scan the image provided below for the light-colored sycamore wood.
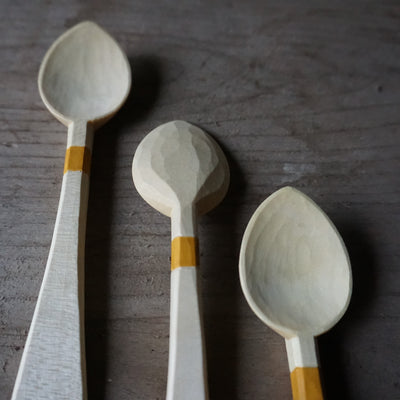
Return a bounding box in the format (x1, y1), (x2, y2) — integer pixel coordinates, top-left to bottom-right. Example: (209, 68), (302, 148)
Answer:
(239, 186), (352, 400)
(132, 120), (230, 400)
(12, 21), (131, 400)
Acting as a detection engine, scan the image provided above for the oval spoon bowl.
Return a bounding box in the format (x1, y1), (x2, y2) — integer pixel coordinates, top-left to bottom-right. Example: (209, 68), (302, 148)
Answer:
(133, 120), (229, 218)
(240, 186), (352, 338)
(38, 21), (131, 127)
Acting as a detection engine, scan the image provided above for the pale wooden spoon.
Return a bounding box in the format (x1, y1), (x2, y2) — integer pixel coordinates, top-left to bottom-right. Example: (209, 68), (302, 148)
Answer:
(239, 186), (352, 400)
(12, 21), (130, 400)
(132, 120), (230, 400)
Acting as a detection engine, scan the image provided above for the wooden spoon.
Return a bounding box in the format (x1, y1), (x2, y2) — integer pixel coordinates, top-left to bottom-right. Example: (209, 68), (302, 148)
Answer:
(12, 21), (131, 400)
(239, 186), (352, 400)
(132, 120), (229, 400)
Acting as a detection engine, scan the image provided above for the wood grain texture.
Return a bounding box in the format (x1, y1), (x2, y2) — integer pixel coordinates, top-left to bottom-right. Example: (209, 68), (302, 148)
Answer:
(0, 1), (399, 400)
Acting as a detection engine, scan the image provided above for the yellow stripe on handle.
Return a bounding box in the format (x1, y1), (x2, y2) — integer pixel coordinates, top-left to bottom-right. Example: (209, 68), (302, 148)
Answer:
(290, 367), (323, 400)
(64, 146), (91, 175)
(171, 237), (198, 270)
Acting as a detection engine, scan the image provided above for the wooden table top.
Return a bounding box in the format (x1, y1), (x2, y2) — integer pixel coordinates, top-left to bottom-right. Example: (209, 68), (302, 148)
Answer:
(1, 1), (399, 399)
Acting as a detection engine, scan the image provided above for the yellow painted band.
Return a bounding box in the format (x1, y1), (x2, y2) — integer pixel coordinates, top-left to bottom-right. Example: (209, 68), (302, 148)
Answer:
(64, 146), (91, 175)
(290, 367), (323, 400)
(171, 237), (198, 270)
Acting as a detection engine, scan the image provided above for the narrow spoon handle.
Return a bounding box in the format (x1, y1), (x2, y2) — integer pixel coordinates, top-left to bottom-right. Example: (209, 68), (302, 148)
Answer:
(167, 208), (208, 400)
(12, 121), (93, 400)
(285, 335), (324, 400)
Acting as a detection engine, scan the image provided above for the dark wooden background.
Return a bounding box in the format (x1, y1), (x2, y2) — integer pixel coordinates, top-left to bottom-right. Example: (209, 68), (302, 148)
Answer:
(1, 1), (399, 399)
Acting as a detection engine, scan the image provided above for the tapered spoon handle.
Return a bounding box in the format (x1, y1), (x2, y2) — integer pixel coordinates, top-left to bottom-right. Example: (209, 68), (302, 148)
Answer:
(166, 235), (208, 400)
(12, 121), (93, 400)
(285, 336), (324, 400)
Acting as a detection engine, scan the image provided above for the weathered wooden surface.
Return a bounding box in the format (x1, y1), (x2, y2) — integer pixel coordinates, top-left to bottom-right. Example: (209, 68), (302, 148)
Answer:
(1, 1), (399, 399)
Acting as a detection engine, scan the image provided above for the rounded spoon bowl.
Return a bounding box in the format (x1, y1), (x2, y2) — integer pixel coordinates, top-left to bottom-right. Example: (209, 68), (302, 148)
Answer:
(38, 21), (131, 127)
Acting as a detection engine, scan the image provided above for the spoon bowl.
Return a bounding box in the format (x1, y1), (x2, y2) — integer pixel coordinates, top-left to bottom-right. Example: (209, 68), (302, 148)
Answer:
(240, 186), (352, 399)
(38, 21), (131, 127)
(133, 120), (229, 218)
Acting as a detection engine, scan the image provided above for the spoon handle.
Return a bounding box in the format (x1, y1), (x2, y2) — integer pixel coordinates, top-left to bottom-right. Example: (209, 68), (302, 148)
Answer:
(12, 121), (93, 400)
(285, 335), (324, 400)
(166, 234), (208, 400)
